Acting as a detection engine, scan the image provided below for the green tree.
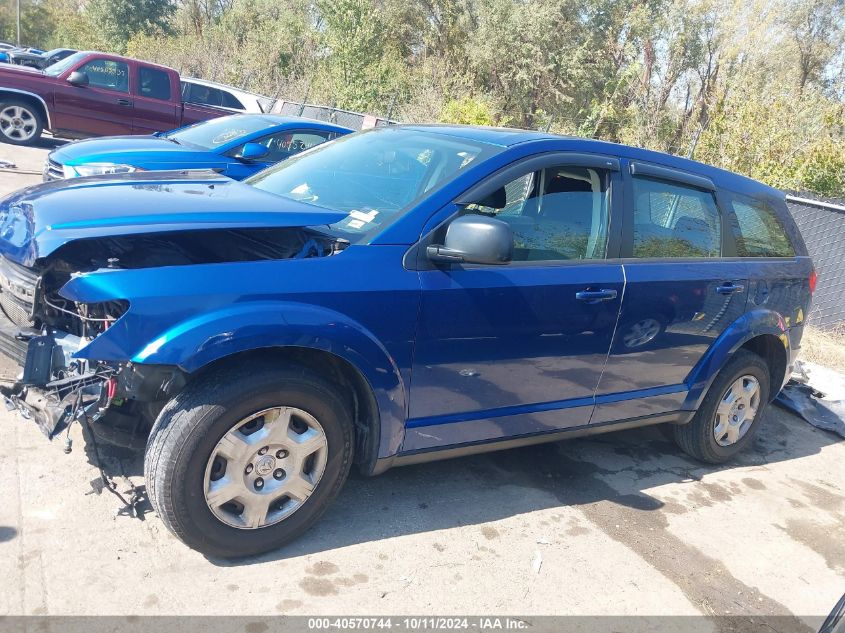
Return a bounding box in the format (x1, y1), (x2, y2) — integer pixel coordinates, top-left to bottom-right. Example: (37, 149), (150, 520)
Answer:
(85, 0), (175, 53)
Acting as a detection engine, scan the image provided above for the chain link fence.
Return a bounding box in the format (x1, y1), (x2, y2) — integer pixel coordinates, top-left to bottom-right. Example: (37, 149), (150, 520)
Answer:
(270, 100), (397, 130)
(786, 194), (845, 329)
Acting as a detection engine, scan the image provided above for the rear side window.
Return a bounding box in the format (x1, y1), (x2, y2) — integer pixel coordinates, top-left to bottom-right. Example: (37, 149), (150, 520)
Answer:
(729, 195), (795, 257)
(221, 91), (245, 110)
(139, 66), (171, 101)
(632, 177), (721, 258)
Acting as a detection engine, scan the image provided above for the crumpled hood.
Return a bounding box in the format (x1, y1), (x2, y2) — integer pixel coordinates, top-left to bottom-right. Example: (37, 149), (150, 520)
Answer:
(51, 136), (219, 167)
(0, 171), (348, 266)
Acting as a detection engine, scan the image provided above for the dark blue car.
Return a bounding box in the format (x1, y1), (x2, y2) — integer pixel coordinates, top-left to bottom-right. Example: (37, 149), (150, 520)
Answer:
(43, 113), (352, 181)
(0, 125), (813, 557)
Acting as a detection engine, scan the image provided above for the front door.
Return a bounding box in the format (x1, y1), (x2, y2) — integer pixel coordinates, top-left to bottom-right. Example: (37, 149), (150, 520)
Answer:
(53, 57), (133, 136)
(592, 162), (749, 423)
(406, 156), (624, 452)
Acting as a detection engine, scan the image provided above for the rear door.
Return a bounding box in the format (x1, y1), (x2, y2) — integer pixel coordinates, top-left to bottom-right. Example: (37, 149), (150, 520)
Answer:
(52, 56), (133, 136)
(132, 65), (180, 134)
(405, 153), (624, 452)
(593, 161), (749, 423)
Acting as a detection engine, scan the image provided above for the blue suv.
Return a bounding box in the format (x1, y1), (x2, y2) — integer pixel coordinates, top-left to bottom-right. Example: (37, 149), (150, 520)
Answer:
(0, 125), (813, 557)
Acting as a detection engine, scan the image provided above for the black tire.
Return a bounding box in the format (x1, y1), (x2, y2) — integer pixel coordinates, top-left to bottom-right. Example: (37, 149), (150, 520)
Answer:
(673, 349), (771, 464)
(144, 361), (354, 558)
(0, 99), (43, 146)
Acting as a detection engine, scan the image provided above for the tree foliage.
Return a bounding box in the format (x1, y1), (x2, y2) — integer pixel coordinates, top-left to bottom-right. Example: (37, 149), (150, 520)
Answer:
(13, 0), (845, 195)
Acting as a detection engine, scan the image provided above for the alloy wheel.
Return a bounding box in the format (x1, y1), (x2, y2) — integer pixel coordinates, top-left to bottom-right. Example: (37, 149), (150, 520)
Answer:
(0, 105), (37, 142)
(713, 375), (761, 446)
(203, 407), (328, 529)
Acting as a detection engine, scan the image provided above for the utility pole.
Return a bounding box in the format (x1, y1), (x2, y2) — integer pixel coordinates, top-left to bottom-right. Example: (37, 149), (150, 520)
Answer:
(16, 0), (21, 47)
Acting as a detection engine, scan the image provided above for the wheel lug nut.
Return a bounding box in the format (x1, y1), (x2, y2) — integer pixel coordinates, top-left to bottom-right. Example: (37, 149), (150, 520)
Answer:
(254, 477), (264, 490)
(276, 450), (288, 459)
(258, 446), (268, 455)
(273, 468), (285, 480)
(245, 464), (253, 474)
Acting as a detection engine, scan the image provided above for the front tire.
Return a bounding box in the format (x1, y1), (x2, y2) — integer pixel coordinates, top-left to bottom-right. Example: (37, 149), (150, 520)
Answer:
(144, 361), (353, 558)
(673, 350), (771, 464)
(0, 100), (43, 146)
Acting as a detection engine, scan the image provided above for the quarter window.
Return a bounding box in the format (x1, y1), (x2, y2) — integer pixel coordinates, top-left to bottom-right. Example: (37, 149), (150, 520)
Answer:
(138, 66), (171, 101)
(467, 165), (611, 261)
(729, 195), (795, 257)
(632, 177), (721, 258)
(78, 59), (129, 92)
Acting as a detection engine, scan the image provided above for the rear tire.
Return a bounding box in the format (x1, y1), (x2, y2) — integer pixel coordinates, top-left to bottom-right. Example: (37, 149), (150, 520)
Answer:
(0, 99), (43, 146)
(673, 350), (770, 464)
(144, 361), (354, 558)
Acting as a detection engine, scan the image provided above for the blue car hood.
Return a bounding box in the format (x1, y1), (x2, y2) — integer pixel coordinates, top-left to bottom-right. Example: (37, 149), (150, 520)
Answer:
(0, 172), (348, 266)
(51, 136), (216, 166)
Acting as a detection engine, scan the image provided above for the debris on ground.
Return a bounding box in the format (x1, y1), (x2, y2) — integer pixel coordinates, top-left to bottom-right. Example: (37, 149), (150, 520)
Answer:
(532, 551), (542, 574)
(776, 360), (845, 439)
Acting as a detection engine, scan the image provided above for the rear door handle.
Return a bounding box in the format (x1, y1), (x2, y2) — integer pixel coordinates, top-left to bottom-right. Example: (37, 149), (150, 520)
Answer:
(716, 283), (745, 295)
(576, 289), (618, 302)
(117, 98), (132, 106)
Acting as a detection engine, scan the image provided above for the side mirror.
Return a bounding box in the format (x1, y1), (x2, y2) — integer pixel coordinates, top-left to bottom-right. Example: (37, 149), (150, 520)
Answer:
(427, 214), (513, 265)
(67, 71), (88, 87)
(238, 142), (270, 161)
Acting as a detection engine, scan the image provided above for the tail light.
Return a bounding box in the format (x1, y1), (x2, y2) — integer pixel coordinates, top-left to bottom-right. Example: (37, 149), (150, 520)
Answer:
(809, 269), (818, 294)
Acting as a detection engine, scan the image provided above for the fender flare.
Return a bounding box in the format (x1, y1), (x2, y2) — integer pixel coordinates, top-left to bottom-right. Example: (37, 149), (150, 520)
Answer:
(0, 88), (52, 128)
(683, 308), (789, 410)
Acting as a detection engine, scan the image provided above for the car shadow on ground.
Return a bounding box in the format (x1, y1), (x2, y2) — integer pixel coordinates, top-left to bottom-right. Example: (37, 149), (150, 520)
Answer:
(81, 406), (842, 565)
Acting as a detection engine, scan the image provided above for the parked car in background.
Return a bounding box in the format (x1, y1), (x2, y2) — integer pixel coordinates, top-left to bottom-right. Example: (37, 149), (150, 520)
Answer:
(181, 77), (274, 113)
(44, 114), (351, 181)
(0, 51), (229, 145)
(0, 42), (16, 64)
(7, 47), (77, 69)
(0, 125), (813, 558)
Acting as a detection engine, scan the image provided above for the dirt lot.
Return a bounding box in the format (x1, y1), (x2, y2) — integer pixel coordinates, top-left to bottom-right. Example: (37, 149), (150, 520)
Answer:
(0, 140), (843, 626)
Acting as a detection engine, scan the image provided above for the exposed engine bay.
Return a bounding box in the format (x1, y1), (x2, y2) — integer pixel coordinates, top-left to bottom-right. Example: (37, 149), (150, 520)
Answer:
(0, 226), (345, 440)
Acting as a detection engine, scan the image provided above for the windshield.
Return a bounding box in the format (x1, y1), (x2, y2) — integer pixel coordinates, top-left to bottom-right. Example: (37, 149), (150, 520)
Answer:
(247, 127), (500, 242)
(44, 51), (86, 76)
(165, 115), (276, 150)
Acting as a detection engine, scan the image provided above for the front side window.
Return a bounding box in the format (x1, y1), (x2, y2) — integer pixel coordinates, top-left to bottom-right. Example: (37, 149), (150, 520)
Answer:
(466, 165), (610, 261)
(78, 59), (129, 92)
(186, 83), (224, 107)
(632, 177), (721, 258)
(729, 195), (795, 257)
(230, 130), (333, 162)
(247, 127), (501, 242)
(139, 66), (171, 101)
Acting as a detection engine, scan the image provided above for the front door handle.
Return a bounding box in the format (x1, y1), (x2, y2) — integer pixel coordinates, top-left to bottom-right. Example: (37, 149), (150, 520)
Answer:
(576, 289), (618, 302)
(716, 283), (745, 295)
(117, 98), (132, 106)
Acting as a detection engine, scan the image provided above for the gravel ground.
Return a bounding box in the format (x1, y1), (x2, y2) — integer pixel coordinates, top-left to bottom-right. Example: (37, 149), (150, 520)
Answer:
(0, 139), (842, 627)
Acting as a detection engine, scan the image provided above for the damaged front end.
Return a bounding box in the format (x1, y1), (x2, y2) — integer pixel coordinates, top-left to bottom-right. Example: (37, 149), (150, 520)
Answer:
(0, 253), (124, 437)
(0, 224), (345, 440)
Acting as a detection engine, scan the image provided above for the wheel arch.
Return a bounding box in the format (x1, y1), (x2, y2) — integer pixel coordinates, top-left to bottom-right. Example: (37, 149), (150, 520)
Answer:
(684, 308), (790, 410)
(188, 345), (383, 475)
(0, 89), (51, 128)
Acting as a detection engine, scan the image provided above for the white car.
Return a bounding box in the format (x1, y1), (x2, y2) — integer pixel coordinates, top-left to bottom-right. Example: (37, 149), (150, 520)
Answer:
(180, 77), (274, 114)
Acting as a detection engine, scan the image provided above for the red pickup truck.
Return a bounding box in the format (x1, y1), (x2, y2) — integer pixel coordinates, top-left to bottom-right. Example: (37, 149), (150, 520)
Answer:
(0, 51), (227, 145)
